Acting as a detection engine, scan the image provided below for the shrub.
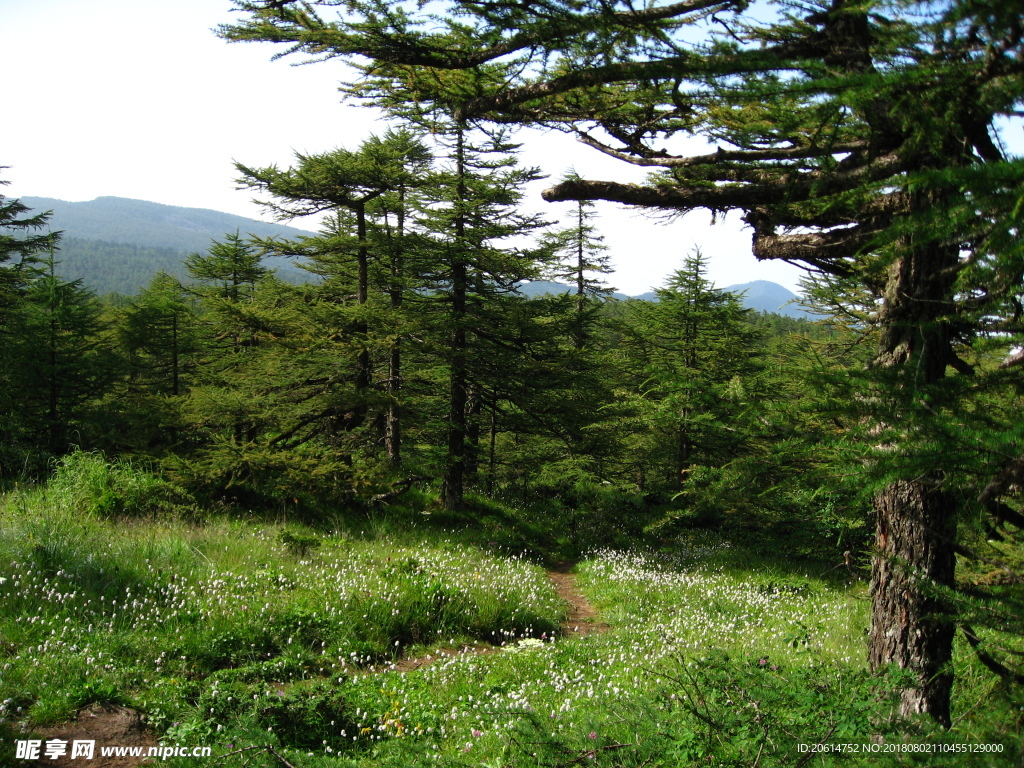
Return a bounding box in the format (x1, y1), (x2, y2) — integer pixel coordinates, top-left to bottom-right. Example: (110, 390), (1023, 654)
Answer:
(47, 450), (193, 518)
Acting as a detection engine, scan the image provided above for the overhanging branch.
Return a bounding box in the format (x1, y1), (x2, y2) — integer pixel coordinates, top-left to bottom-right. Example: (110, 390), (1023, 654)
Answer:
(576, 131), (871, 168)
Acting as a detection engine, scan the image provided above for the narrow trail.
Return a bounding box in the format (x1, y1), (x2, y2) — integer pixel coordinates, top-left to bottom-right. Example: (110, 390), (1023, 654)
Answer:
(547, 561), (608, 638)
(31, 705), (157, 768)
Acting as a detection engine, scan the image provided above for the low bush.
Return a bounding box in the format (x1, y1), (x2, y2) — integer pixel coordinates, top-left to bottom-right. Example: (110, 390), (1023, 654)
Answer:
(47, 449), (194, 518)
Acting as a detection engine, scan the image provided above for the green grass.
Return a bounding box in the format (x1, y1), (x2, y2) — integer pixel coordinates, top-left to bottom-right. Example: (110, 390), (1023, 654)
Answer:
(0, 457), (1021, 767)
(575, 534), (871, 666)
(0, 479), (564, 739)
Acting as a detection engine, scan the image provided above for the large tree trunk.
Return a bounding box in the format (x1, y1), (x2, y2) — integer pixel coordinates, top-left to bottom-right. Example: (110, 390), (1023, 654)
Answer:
(868, 237), (960, 726)
(385, 192), (406, 468)
(676, 412), (692, 490)
(869, 477), (956, 727)
(355, 203), (372, 396)
(441, 284), (467, 512)
(385, 343), (401, 466)
(486, 410), (498, 495)
(465, 384), (482, 483)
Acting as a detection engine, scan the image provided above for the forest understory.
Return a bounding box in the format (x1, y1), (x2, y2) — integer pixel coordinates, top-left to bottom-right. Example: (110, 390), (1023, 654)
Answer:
(0, 453), (1021, 768)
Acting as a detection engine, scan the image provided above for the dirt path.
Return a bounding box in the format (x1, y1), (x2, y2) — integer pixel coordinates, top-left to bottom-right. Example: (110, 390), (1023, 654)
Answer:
(29, 704), (158, 768)
(547, 561), (608, 637)
(377, 563), (606, 675)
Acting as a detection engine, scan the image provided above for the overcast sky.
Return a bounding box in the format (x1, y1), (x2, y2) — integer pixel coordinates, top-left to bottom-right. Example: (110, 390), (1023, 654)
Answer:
(1, 0), (811, 295)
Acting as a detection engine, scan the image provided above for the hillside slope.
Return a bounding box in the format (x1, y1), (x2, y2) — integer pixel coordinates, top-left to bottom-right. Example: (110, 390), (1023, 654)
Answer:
(517, 278), (812, 318)
(22, 196), (315, 252)
(21, 196), (315, 294)
(722, 280), (812, 317)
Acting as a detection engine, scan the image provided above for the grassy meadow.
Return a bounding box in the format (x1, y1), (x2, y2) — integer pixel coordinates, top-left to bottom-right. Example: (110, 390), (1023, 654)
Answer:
(0, 453), (1020, 767)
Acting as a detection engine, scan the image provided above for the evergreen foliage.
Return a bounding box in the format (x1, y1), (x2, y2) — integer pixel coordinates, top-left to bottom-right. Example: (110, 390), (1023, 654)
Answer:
(0, 1), (1020, 741)
(543, 176), (614, 349)
(1, 184), (117, 473)
(219, 0), (1024, 725)
(0, 180), (56, 476)
(18, 253), (119, 456)
(615, 252), (761, 498)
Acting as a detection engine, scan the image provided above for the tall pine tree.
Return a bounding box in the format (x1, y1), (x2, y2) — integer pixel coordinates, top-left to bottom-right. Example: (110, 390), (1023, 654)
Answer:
(544, 171), (613, 349)
(237, 131), (432, 459)
(0, 178), (63, 472)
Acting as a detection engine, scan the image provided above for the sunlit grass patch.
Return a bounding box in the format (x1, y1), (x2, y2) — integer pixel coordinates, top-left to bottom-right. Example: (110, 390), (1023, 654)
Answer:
(576, 543), (870, 667)
(2, 480), (1018, 768)
(302, 558), (900, 768)
(0, 499), (563, 730)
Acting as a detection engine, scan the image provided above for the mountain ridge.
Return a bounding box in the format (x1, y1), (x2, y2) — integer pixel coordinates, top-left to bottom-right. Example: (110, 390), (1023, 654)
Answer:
(19, 197), (810, 316)
(22, 195), (317, 250)
(517, 278), (812, 318)
(20, 196), (316, 294)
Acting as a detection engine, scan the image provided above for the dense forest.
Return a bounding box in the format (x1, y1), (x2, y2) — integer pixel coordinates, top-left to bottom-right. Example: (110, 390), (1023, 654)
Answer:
(2, 169), (831, 519)
(2, 0), (1023, 763)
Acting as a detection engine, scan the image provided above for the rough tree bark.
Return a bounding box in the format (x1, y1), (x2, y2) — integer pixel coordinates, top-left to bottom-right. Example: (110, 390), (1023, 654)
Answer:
(870, 478), (957, 726)
(441, 123), (469, 512)
(867, 233), (961, 726)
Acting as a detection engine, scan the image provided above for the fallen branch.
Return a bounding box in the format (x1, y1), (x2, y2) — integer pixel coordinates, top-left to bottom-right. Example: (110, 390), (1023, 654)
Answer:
(556, 742), (636, 767)
(369, 475), (429, 506)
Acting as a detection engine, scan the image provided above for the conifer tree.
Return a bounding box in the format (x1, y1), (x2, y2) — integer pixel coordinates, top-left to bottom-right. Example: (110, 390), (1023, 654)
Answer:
(184, 232), (267, 305)
(0, 177), (61, 472)
(110, 272), (200, 455)
(121, 272), (199, 399)
(327, 56), (552, 509)
(182, 233), (269, 451)
(417, 119), (549, 510)
(221, 0), (1024, 722)
(544, 172), (613, 349)
(617, 251), (760, 492)
(175, 242), (353, 506)
(184, 231), (268, 380)
(0, 175), (58, 290)
(19, 251), (117, 456)
(2, 185), (120, 464)
(236, 131), (431, 456)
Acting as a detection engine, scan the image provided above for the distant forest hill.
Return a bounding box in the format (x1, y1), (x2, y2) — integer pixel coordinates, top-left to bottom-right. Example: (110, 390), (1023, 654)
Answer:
(517, 279), (814, 318)
(21, 196), (316, 295)
(21, 196), (811, 316)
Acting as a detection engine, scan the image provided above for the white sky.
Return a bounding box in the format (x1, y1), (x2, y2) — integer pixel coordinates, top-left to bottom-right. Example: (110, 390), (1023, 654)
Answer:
(1, 0), (809, 295)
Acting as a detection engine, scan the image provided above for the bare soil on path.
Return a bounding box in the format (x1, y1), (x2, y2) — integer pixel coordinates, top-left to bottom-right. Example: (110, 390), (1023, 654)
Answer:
(379, 562), (606, 673)
(29, 704), (158, 768)
(547, 561), (608, 638)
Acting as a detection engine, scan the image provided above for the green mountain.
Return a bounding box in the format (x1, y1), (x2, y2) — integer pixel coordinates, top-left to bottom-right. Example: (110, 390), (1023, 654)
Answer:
(720, 280), (813, 318)
(517, 279), (812, 318)
(21, 196), (315, 295)
(515, 280), (630, 301)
